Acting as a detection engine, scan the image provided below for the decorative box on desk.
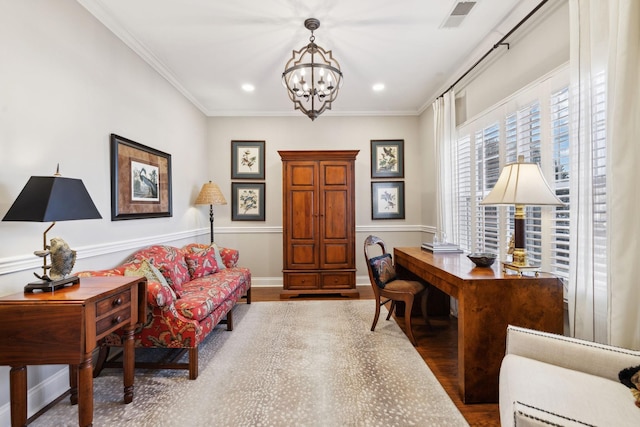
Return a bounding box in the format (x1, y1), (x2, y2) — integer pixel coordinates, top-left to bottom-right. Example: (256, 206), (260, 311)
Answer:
(0, 276), (147, 427)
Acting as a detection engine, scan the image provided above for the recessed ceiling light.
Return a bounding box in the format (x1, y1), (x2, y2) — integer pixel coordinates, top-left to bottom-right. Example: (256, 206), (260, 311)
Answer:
(242, 84), (255, 92)
(373, 83), (385, 92)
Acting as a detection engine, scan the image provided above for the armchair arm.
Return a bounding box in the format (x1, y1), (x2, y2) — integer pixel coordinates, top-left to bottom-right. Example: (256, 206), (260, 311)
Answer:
(506, 325), (640, 382)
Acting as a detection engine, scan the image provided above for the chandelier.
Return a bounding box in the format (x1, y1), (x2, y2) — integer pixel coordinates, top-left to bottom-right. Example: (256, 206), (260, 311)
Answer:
(282, 18), (343, 121)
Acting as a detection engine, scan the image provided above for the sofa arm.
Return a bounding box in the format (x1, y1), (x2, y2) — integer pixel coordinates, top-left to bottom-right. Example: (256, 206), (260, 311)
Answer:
(145, 279), (175, 308)
(506, 325), (640, 382)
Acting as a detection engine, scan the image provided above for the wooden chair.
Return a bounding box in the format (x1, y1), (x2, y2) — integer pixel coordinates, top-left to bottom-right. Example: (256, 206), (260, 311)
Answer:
(364, 235), (428, 346)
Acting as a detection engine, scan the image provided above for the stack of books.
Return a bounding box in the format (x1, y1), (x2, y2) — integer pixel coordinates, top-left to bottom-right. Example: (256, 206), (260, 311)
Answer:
(421, 241), (463, 254)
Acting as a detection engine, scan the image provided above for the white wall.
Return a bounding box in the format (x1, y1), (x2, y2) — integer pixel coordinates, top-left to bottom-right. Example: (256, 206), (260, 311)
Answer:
(0, 1), (209, 422)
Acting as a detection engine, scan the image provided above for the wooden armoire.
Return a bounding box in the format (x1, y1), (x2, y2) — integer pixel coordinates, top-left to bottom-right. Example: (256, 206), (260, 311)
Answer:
(279, 150), (359, 298)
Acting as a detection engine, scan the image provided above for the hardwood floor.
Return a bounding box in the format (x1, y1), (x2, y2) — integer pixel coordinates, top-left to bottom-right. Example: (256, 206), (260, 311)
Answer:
(251, 286), (501, 427)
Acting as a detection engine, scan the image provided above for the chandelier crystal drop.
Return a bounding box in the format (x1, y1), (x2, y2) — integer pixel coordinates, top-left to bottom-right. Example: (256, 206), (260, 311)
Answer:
(282, 18), (343, 121)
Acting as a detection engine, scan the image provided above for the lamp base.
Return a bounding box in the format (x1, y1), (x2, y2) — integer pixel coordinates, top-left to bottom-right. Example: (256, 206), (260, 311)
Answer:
(501, 261), (540, 277)
(24, 276), (80, 293)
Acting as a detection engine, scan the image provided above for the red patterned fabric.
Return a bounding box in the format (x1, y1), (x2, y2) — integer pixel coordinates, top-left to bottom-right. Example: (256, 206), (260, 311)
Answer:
(125, 245), (190, 297)
(220, 247), (239, 268)
(74, 243), (251, 351)
(184, 246), (219, 280)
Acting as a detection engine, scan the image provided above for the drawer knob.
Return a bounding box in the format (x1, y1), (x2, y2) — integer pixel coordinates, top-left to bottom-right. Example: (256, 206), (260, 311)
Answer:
(112, 297), (123, 306)
(112, 315), (123, 324)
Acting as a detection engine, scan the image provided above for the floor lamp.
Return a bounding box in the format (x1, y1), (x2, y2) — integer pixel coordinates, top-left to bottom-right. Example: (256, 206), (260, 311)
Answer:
(195, 181), (227, 244)
(480, 156), (563, 276)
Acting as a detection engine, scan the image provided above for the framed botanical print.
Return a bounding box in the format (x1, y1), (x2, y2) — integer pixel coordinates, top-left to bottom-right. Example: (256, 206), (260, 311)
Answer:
(110, 133), (172, 220)
(371, 139), (404, 178)
(231, 182), (266, 221)
(371, 181), (405, 219)
(231, 140), (265, 180)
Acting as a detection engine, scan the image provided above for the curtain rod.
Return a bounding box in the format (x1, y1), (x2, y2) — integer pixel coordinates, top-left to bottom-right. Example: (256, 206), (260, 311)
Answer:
(436, 0), (549, 100)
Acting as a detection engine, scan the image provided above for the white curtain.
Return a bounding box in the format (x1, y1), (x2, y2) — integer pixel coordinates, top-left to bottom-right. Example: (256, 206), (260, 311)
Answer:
(432, 90), (456, 244)
(607, 0), (640, 349)
(568, 0), (640, 348)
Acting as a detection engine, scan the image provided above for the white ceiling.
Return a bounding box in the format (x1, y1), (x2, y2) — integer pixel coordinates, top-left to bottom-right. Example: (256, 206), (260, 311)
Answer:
(78, 0), (541, 117)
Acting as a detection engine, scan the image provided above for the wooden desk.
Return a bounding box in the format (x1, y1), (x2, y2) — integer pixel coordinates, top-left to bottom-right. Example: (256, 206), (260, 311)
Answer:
(0, 276), (147, 427)
(394, 247), (563, 403)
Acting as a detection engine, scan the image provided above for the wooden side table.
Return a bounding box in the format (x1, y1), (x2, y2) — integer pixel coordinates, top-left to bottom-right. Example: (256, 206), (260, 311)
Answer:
(0, 276), (147, 427)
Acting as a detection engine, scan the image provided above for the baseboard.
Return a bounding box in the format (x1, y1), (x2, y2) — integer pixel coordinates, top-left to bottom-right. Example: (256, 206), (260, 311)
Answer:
(250, 276), (372, 287)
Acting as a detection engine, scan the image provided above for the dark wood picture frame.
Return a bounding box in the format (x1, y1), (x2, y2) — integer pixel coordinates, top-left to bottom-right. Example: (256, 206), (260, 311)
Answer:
(231, 182), (266, 221)
(231, 140), (265, 180)
(110, 134), (172, 220)
(371, 181), (405, 219)
(371, 139), (404, 178)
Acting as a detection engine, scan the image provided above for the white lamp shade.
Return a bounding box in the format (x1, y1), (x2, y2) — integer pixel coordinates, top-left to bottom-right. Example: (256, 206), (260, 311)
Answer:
(195, 181), (227, 206)
(480, 159), (563, 206)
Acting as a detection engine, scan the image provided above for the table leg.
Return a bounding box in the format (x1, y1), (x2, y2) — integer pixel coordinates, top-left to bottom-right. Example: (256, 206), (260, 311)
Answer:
(123, 324), (135, 404)
(9, 365), (27, 427)
(78, 354), (93, 427)
(69, 364), (78, 405)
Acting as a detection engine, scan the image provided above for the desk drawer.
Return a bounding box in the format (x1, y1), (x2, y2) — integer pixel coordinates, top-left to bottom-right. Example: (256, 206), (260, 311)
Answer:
(96, 306), (131, 336)
(96, 290), (131, 317)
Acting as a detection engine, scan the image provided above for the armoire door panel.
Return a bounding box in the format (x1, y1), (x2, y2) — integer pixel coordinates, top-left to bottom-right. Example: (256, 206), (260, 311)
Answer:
(323, 243), (349, 265)
(322, 164), (348, 185)
(290, 244), (317, 267)
(290, 164), (316, 186)
(290, 190), (315, 239)
(323, 190), (348, 239)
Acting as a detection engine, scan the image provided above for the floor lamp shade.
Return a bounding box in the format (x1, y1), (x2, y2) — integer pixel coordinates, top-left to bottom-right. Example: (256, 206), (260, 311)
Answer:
(480, 156), (563, 274)
(195, 181), (227, 244)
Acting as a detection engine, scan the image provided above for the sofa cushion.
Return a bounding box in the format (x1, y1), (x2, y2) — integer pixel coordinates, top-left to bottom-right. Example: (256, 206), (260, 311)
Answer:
(173, 271), (239, 321)
(185, 242), (227, 271)
(128, 245), (190, 297)
(368, 253), (396, 288)
(500, 354), (640, 426)
(184, 246), (220, 279)
(124, 259), (177, 303)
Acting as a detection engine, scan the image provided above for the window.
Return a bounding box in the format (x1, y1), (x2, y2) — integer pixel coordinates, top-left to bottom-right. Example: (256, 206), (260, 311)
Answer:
(453, 68), (575, 283)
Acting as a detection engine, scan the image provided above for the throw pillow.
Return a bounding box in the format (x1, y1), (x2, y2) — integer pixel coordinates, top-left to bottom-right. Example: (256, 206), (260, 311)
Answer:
(618, 365), (640, 408)
(210, 242), (226, 270)
(184, 246), (220, 279)
(190, 242), (226, 270)
(368, 253), (396, 288)
(125, 259), (178, 301)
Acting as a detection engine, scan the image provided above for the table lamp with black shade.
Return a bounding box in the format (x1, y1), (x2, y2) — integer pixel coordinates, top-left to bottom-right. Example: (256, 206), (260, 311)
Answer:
(480, 155), (563, 276)
(2, 167), (102, 292)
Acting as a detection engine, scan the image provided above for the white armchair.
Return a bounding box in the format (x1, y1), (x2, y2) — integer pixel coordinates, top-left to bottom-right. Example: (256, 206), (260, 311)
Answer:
(499, 325), (640, 426)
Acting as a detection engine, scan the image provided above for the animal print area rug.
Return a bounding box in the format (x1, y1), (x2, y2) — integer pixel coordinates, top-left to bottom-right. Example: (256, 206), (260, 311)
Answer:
(32, 300), (468, 426)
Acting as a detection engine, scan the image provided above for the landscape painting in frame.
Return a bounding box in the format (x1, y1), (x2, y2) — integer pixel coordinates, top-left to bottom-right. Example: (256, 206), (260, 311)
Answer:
(371, 139), (404, 178)
(110, 133), (172, 220)
(371, 181), (405, 219)
(231, 182), (265, 221)
(231, 140), (265, 180)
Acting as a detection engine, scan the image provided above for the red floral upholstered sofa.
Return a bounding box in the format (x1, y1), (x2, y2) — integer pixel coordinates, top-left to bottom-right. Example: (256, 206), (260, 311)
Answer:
(76, 243), (251, 379)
